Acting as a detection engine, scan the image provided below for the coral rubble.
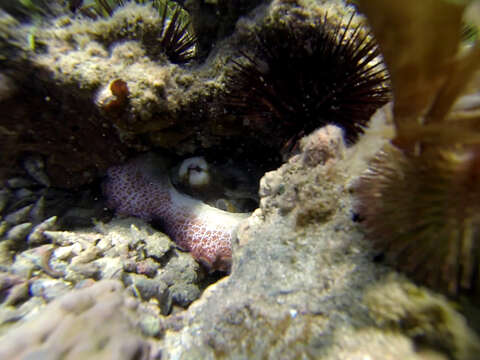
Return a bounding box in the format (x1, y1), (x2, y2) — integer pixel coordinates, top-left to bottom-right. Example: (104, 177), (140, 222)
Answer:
(0, 280), (151, 360)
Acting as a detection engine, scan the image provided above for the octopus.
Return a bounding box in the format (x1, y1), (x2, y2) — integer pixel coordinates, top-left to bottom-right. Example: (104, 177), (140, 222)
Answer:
(102, 154), (250, 272)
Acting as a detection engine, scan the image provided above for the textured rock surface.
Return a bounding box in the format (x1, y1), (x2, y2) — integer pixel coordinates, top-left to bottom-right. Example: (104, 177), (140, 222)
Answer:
(0, 118), (478, 359)
(0, 215), (205, 340)
(0, 3), (199, 186)
(0, 0), (356, 188)
(0, 280), (151, 360)
(158, 122), (480, 359)
(0, 157), (109, 269)
(160, 125), (374, 358)
(0, 0), (478, 359)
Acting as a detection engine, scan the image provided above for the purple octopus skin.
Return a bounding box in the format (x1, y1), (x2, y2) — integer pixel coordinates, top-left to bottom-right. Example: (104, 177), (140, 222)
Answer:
(103, 154), (249, 272)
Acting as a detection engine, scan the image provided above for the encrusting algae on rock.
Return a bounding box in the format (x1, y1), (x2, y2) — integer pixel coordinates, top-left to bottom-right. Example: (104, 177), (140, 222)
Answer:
(0, 0), (480, 359)
(0, 0), (202, 187)
(364, 274), (480, 360)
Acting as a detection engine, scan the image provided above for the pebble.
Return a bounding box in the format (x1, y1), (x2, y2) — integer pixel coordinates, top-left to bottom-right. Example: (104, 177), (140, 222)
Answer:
(127, 273), (172, 315)
(74, 278), (97, 289)
(71, 242), (84, 256)
(44, 230), (93, 248)
(125, 273), (169, 304)
(11, 244), (54, 277)
(10, 255), (36, 278)
(123, 258), (137, 273)
(53, 245), (75, 261)
(105, 242), (129, 258)
(144, 232), (172, 260)
(139, 314), (162, 337)
(71, 244), (101, 265)
(4, 281), (30, 306)
(93, 257), (124, 280)
(0, 241), (14, 266)
(0, 297), (45, 324)
(30, 278), (71, 302)
(68, 262), (100, 279)
(169, 283), (201, 308)
(135, 258), (159, 278)
(0, 272), (23, 294)
(96, 237), (113, 251)
(27, 216), (57, 245)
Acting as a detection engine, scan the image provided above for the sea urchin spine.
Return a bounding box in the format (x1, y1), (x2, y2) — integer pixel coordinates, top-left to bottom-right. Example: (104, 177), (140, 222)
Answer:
(354, 144), (480, 297)
(224, 10), (390, 152)
(353, 0), (480, 300)
(77, 0), (197, 63)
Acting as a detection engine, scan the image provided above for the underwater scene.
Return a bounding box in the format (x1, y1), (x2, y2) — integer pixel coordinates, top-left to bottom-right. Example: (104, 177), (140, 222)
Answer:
(0, 0), (480, 358)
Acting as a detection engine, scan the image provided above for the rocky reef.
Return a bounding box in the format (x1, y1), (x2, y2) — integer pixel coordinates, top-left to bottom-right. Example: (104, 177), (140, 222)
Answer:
(0, 0), (479, 359)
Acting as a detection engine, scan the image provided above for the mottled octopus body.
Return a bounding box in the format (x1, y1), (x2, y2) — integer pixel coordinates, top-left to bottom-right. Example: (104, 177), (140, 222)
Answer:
(103, 154), (249, 272)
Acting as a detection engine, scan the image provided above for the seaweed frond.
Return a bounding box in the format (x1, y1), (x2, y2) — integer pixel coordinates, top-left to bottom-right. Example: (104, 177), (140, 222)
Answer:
(355, 0), (480, 300)
(358, 0), (466, 144)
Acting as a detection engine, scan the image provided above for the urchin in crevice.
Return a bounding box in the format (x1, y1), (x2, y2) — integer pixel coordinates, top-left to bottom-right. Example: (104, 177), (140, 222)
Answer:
(223, 11), (390, 154)
(74, 0), (197, 64)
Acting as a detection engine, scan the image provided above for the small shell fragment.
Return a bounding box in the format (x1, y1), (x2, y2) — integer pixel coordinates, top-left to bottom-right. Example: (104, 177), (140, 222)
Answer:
(95, 78), (129, 112)
(44, 230), (78, 246)
(28, 216), (58, 245)
(6, 177), (36, 189)
(14, 188), (35, 199)
(0, 221), (8, 237)
(23, 155), (51, 187)
(53, 245), (75, 261)
(0, 189), (10, 214)
(5, 205), (33, 225)
(30, 196), (46, 224)
(4, 281), (29, 306)
(6, 222), (33, 242)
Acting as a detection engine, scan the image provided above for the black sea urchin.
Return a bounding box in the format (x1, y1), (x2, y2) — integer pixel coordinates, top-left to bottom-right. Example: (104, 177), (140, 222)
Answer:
(224, 11), (390, 151)
(354, 144), (480, 298)
(77, 0), (196, 63)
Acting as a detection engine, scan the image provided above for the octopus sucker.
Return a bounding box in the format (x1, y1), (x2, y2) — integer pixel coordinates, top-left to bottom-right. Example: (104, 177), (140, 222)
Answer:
(103, 154), (249, 272)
